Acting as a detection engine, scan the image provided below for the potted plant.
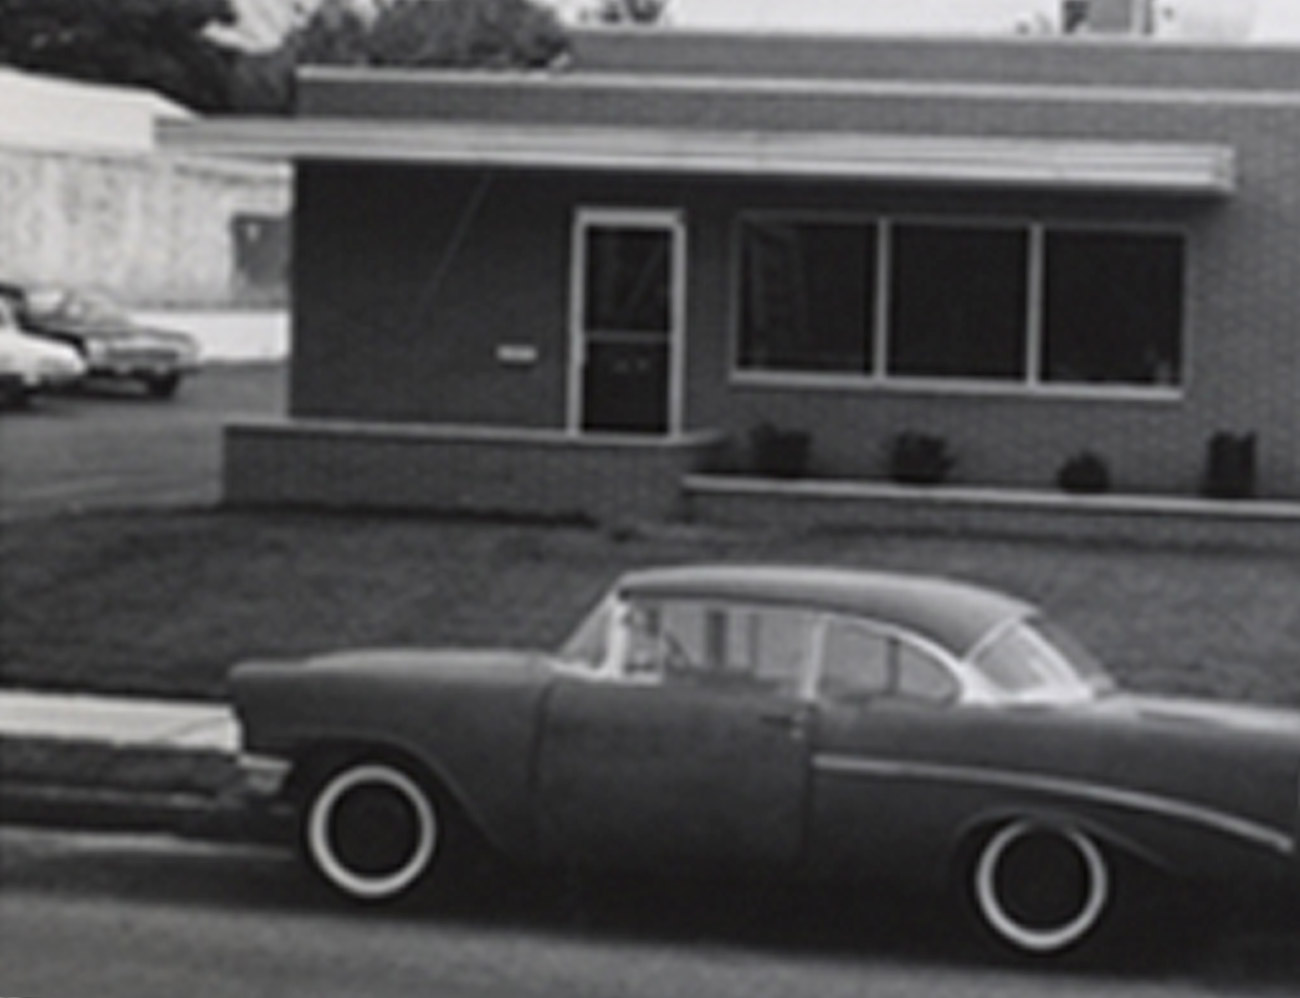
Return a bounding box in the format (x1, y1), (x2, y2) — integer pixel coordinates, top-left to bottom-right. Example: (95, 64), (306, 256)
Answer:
(1202, 431), (1256, 499)
(1056, 451), (1111, 495)
(750, 422), (812, 479)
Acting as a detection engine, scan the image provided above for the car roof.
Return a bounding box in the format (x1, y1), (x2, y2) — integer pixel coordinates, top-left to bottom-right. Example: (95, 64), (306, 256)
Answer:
(616, 564), (1034, 658)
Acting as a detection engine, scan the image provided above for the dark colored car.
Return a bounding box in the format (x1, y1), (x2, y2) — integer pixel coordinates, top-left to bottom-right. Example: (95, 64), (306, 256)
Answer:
(229, 565), (1300, 956)
(0, 283), (200, 398)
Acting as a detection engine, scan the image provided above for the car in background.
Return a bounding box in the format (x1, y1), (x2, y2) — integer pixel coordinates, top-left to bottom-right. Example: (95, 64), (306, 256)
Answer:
(0, 298), (86, 408)
(231, 564), (1300, 958)
(0, 283), (200, 399)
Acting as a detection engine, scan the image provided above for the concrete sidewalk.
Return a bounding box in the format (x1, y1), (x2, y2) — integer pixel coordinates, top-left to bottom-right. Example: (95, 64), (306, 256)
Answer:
(0, 689), (237, 752)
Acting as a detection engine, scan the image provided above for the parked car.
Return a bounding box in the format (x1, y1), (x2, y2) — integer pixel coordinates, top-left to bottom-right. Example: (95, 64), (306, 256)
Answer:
(0, 283), (199, 398)
(230, 565), (1300, 957)
(0, 298), (86, 407)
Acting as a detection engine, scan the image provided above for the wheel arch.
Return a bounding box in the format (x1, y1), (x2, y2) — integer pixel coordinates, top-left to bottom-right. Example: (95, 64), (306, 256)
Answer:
(284, 738), (498, 857)
(948, 804), (1171, 891)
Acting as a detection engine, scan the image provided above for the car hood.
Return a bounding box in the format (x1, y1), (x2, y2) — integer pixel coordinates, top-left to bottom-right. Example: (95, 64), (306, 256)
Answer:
(32, 314), (197, 348)
(263, 646), (552, 685)
(71, 322), (196, 348)
(0, 330), (85, 370)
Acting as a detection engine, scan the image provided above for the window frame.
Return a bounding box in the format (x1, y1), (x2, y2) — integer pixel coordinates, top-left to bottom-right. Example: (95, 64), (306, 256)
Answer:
(814, 613), (965, 708)
(730, 211), (1188, 402)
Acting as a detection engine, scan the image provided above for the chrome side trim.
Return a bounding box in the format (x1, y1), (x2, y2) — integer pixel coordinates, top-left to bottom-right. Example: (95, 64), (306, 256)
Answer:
(814, 753), (1294, 856)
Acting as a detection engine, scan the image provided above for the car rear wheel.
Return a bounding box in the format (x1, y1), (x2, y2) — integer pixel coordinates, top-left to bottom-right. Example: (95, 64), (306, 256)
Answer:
(970, 820), (1111, 956)
(302, 760), (440, 902)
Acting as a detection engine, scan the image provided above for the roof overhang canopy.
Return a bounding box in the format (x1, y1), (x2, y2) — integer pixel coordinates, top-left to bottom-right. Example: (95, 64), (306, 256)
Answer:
(160, 118), (1235, 196)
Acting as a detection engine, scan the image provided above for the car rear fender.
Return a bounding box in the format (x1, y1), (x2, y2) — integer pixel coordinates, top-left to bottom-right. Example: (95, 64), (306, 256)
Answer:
(949, 804), (1169, 887)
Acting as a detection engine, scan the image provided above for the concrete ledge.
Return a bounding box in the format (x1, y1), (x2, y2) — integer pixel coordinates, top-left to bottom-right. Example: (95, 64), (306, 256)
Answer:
(225, 418), (728, 524)
(686, 474), (1300, 551)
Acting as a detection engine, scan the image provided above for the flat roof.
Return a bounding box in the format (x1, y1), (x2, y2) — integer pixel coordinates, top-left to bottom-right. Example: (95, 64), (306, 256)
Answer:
(159, 117), (1234, 195)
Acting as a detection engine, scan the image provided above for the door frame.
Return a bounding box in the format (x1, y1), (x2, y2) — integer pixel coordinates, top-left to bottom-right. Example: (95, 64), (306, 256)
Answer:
(567, 207), (687, 436)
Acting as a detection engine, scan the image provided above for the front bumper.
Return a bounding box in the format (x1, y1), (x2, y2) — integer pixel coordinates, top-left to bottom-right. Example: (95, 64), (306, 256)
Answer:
(238, 752), (292, 802)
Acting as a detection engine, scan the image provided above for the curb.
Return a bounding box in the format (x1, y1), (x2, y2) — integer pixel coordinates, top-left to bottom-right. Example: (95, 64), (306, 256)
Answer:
(0, 735), (288, 844)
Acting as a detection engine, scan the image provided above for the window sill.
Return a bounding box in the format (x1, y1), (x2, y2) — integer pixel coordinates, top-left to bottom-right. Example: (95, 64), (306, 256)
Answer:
(729, 370), (1184, 403)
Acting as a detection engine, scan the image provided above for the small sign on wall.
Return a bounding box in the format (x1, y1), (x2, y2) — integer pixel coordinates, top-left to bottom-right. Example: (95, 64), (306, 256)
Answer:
(496, 343), (539, 366)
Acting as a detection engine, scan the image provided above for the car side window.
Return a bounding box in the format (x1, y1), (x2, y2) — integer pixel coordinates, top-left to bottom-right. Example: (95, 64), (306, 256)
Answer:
(622, 598), (814, 695)
(820, 618), (958, 706)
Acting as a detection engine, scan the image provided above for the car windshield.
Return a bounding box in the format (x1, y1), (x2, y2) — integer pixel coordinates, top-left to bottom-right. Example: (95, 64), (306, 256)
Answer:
(967, 617), (1114, 704)
(556, 596), (613, 670)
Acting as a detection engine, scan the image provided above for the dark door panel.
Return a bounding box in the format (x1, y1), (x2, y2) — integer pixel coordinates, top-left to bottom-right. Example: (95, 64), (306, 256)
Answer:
(581, 341), (669, 434)
(537, 679), (808, 873)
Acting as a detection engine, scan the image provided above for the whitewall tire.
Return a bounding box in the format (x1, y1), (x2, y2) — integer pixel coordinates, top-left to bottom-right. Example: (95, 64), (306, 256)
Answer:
(303, 761), (439, 902)
(972, 820), (1111, 956)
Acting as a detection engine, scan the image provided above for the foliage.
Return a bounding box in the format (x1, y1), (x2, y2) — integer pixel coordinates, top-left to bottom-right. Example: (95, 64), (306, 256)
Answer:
(229, 0), (572, 112)
(749, 423), (811, 479)
(582, 0), (671, 25)
(888, 432), (955, 486)
(293, 0), (570, 69)
(0, 0), (239, 111)
(1056, 451), (1111, 495)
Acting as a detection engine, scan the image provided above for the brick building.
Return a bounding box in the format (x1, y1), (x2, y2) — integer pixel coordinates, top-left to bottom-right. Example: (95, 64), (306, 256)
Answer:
(165, 30), (1300, 521)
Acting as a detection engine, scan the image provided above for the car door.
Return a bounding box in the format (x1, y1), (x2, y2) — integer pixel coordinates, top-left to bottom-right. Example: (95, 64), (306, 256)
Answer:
(535, 598), (815, 875)
(807, 615), (973, 882)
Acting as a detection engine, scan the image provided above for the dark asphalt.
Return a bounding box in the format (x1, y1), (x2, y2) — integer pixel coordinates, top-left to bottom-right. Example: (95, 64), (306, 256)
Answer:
(5, 827), (1300, 998)
(0, 362), (285, 520)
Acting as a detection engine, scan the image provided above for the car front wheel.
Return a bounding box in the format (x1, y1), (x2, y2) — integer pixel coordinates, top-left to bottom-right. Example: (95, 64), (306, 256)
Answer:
(302, 760), (440, 902)
(970, 820), (1112, 956)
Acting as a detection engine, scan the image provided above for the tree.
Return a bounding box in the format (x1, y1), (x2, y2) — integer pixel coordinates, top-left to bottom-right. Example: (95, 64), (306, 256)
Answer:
(0, 0), (240, 111)
(231, 0), (572, 112)
(582, 0), (670, 25)
(294, 0), (570, 68)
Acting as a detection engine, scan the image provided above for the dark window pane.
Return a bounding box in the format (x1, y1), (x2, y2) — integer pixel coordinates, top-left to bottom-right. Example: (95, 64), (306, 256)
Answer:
(1042, 231), (1183, 386)
(888, 224), (1028, 380)
(584, 227), (671, 334)
(738, 219), (876, 373)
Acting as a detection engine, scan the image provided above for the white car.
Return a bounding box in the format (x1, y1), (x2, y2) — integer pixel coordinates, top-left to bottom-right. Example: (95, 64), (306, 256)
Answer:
(0, 299), (86, 407)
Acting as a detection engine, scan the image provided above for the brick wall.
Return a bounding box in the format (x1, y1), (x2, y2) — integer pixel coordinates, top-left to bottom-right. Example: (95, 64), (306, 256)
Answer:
(224, 419), (726, 524)
(278, 42), (1300, 513)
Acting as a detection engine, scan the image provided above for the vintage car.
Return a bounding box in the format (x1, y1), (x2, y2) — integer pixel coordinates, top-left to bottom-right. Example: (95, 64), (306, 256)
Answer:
(0, 298), (86, 407)
(0, 284), (200, 398)
(230, 565), (1300, 956)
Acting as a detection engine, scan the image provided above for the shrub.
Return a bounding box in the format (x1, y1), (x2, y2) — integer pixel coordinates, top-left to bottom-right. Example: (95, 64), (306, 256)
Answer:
(750, 423), (811, 479)
(1056, 451), (1111, 494)
(888, 432), (955, 486)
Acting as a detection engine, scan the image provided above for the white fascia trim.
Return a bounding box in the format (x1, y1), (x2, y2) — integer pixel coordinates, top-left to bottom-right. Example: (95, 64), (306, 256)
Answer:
(298, 64), (1300, 113)
(159, 119), (1235, 196)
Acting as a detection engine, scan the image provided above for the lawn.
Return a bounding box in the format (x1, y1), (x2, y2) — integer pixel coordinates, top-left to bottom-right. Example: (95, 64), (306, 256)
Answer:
(3, 508), (1300, 706)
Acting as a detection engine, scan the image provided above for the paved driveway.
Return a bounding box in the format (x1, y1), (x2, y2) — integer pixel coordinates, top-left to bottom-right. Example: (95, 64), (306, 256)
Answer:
(0, 363), (285, 520)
